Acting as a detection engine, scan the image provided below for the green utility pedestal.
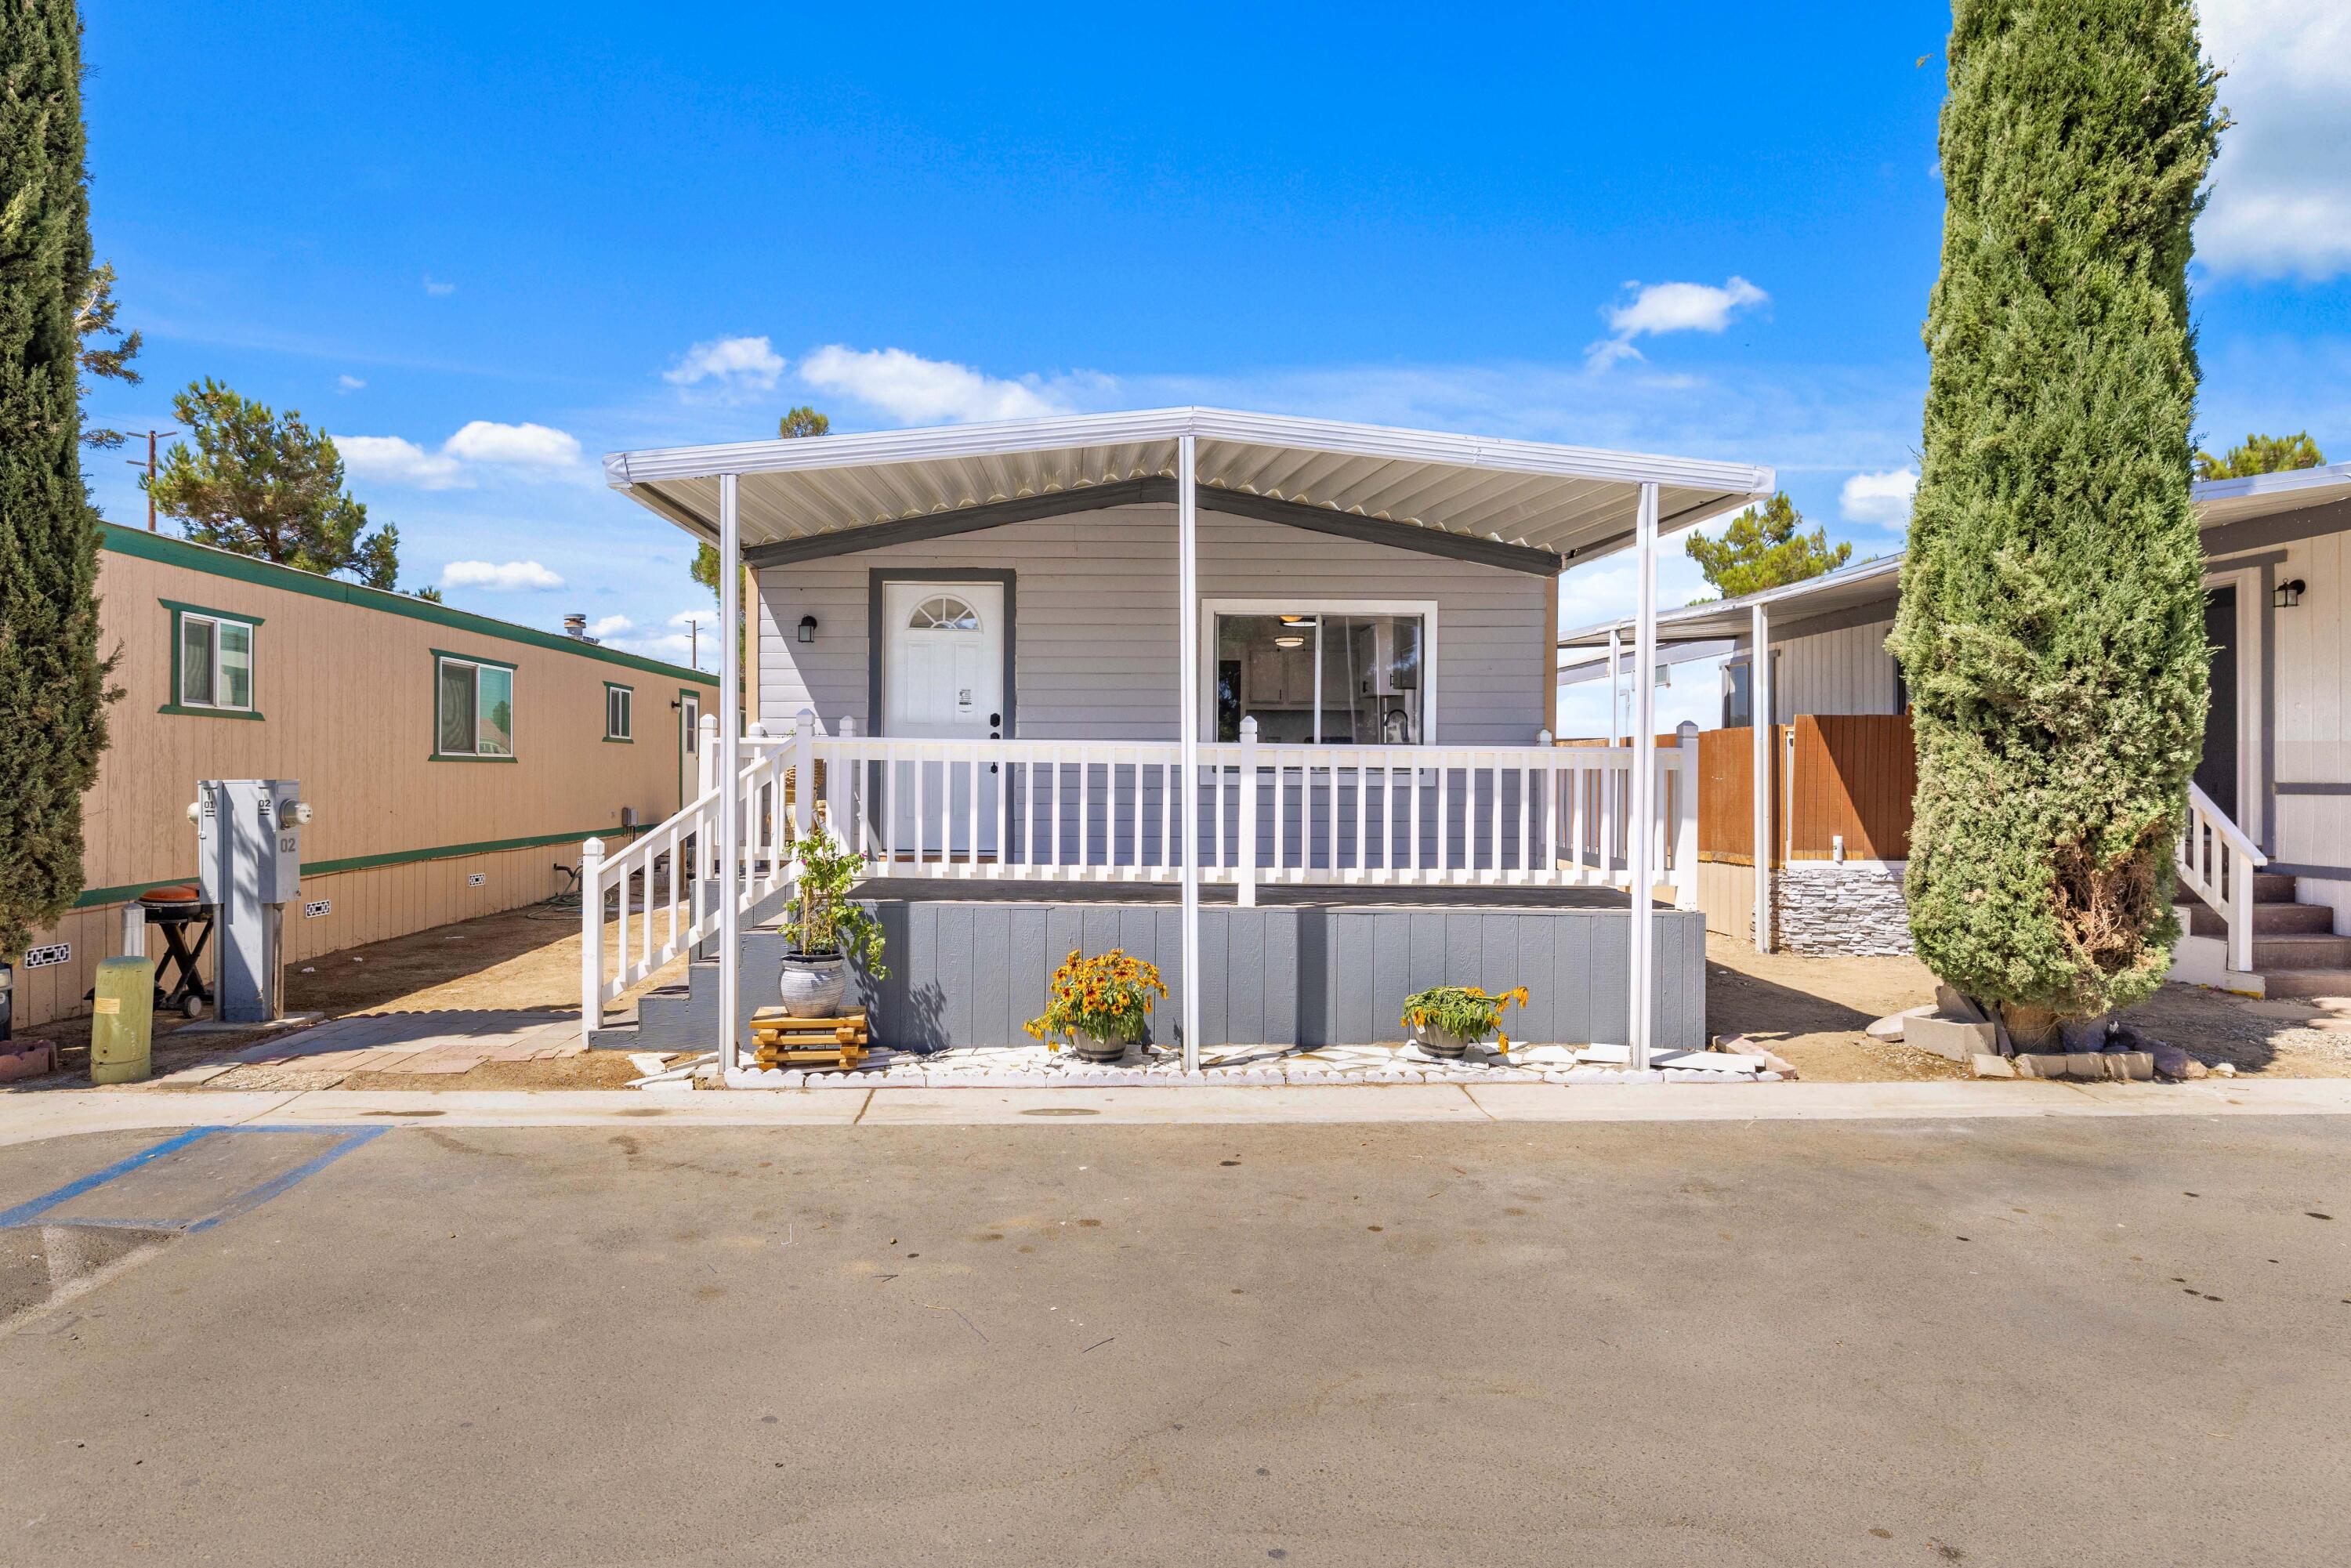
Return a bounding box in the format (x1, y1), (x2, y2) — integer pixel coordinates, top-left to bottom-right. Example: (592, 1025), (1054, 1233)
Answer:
(89, 955), (154, 1084)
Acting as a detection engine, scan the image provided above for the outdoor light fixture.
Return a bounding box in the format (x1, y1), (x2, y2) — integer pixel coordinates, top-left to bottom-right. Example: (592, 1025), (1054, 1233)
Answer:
(797, 614), (819, 643)
(2275, 578), (2306, 610)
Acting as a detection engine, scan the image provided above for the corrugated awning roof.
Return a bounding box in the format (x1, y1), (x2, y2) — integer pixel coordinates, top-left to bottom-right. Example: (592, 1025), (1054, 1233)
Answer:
(2195, 462), (2351, 529)
(1557, 553), (1904, 653)
(604, 407), (1774, 571)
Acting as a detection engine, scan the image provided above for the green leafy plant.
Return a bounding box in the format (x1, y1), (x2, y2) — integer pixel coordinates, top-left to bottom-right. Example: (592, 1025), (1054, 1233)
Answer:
(1402, 985), (1527, 1052)
(783, 814), (886, 974)
(1024, 949), (1167, 1050)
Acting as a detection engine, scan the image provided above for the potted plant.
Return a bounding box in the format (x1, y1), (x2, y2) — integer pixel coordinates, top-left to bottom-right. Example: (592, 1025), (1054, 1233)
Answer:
(777, 814), (888, 1017)
(1401, 985), (1527, 1059)
(1023, 948), (1168, 1063)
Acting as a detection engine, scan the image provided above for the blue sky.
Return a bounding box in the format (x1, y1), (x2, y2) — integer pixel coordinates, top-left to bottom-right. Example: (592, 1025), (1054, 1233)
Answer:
(82, 1), (2349, 724)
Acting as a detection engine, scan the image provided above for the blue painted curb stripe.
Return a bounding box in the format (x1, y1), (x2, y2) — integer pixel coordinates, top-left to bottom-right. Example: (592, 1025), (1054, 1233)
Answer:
(0, 1124), (390, 1232)
(0, 1126), (219, 1229)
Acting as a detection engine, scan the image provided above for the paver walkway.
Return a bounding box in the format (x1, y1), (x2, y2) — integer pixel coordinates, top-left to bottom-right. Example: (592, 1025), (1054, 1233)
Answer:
(165, 1010), (585, 1084)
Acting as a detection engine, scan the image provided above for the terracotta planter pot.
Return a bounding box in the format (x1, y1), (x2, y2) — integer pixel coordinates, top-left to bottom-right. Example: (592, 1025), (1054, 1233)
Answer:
(778, 952), (848, 1018)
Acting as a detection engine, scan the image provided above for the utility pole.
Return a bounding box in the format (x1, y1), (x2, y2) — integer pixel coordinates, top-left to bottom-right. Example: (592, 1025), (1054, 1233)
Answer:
(123, 428), (176, 531)
(690, 619), (699, 670)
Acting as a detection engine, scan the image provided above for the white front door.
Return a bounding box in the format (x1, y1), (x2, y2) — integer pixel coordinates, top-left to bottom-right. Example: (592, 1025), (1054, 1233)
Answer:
(882, 581), (1005, 857)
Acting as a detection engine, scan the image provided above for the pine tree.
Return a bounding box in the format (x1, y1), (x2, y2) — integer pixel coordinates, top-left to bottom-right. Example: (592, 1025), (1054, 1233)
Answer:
(1684, 491), (1852, 602)
(1891, 0), (2222, 1034)
(0, 0), (116, 954)
(2193, 432), (2324, 481)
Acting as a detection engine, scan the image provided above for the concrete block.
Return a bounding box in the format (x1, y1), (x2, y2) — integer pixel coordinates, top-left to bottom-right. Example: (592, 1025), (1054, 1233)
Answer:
(1935, 986), (1987, 1023)
(2065, 1052), (2101, 1081)
(1970, 1053), (2016, 1079)
(0, 1040), (58, 1082)
(1905, 1013), (1998, 1061)
(2023, 1054), (2071, 1080)
(1864, 1005), (1936, 1041)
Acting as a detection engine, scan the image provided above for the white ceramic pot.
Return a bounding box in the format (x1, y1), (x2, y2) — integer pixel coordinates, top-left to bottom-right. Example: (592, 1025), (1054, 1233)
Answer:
(778, 952), (848, 1018)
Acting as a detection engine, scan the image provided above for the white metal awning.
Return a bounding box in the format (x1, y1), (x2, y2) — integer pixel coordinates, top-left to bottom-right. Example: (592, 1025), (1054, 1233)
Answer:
(605, 407), (1773, 571)
(2195, 462), (2351, 530)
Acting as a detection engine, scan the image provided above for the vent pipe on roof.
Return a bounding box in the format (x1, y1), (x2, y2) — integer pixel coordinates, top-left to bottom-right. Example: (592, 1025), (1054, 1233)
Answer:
(563, 613), (592, 641)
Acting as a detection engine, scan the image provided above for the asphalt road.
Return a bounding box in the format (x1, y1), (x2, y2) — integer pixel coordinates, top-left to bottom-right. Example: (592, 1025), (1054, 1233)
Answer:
(2, 1114), (2347, 1566)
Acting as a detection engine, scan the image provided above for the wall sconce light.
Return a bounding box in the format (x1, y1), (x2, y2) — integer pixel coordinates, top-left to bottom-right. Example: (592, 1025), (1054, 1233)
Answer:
(2275, 578), (2306, 610)
(797, 614), (819, 643)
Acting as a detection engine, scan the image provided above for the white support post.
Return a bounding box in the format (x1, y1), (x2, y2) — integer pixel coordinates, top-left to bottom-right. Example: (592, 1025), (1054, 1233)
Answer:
(1607, 624), (1624, 876)
(1626, 483), (1660, 1069)
(793, 707), (818, 839)
(697, 712), (719, 798)
(1673, 719), (1700, 911)
(1750, 602), (1773, 953)
(579, 836), (605, 1043)
(1237, 715), (1259, 907)
(716, 473), (743, 1077)
(1177, 434), (1203, 1073)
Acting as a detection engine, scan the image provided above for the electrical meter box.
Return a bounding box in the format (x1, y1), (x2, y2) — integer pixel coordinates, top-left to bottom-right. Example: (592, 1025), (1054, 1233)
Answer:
(194, 780), (309, 1023)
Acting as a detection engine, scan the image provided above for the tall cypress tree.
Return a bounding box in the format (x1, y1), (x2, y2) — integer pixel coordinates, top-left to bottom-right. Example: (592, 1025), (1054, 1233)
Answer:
(0, 2), (113, 955)
(1893, 0), (2221, 1031)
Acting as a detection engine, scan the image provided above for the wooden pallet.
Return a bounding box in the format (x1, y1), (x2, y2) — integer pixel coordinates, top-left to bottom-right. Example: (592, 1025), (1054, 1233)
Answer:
(750, 1009), (870, 1071)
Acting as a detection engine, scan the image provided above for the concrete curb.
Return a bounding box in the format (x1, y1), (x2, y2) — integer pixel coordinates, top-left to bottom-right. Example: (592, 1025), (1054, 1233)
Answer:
(3, 1077), (2349, 1144)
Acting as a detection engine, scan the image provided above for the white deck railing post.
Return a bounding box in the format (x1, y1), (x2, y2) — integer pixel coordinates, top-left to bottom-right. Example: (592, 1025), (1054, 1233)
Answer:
(579, 836), (605, 1044)
(1176, 433), (1203, 1072)
(792, 708), (818, 841)
(1237, 717), (1259, 907)
(1626, 482), (1660, 1069)
(1673, 720), (1700, 911)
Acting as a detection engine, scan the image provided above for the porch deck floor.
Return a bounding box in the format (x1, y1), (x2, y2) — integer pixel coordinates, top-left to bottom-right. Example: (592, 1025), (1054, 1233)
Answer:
(847, 877), (1648, 909)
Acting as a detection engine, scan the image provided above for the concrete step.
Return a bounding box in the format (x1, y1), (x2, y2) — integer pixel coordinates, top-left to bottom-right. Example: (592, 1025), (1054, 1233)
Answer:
(2249, 933), (2351, 970)
(2253, 967), (2351, 1001)
(2252, 872), (2300, 904)
(2186, 900), (2336, 937)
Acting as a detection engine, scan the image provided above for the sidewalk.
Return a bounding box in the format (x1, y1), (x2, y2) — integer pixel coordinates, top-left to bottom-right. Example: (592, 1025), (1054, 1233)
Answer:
(4, 1077), (2349, 1148)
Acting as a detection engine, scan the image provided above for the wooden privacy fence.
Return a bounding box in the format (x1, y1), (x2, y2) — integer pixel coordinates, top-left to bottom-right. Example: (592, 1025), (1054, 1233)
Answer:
(1697, 713), (1916, 865)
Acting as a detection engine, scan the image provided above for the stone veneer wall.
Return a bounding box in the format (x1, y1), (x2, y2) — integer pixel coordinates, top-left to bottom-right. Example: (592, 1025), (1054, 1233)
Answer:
(1772, 860), (1915, 956)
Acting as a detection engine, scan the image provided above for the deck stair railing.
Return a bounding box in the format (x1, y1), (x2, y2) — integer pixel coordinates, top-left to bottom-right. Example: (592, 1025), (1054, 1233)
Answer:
(2176, 781), (2266, 976)
(581, 712), (1701, 1037)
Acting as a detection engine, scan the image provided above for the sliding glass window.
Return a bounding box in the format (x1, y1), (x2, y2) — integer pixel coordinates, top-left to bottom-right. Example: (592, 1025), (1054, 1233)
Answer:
(1213, 610), (1426, 744)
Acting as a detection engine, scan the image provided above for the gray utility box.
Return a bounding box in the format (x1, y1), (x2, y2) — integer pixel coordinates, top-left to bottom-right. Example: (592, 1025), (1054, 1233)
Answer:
(194, 779), (310, 1023)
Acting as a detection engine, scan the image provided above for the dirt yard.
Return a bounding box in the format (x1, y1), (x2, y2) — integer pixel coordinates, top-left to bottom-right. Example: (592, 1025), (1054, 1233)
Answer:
(23, 900), (684, 1092)
(1703, 932), (2351, 1079)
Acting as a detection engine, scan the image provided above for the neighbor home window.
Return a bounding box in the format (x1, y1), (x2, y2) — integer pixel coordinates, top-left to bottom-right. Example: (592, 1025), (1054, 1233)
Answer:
(435, 654), (515, 758)
(604, 683), (634, 742)
(164, 601), (262, 718)
(1212, 607), (1429, 744)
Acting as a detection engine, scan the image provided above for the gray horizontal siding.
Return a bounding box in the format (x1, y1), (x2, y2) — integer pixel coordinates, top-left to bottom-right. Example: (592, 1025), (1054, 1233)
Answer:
(754, 506), (1548, 744)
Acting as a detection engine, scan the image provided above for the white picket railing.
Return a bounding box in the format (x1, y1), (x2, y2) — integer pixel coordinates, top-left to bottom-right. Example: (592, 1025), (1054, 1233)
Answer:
(2177, 780), (2266, 975)
(581, 711), (1701, 1037)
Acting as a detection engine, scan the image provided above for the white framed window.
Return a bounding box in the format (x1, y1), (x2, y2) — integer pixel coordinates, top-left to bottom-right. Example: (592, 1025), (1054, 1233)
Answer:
(434, 654), (516, 759)
(165, 601), (261, 718)
(604, 683), (634, 742)
(1201, 599), (1439, 744)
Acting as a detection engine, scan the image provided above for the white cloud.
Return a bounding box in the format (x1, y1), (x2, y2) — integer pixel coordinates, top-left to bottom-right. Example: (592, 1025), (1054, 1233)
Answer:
(423, 274), (456, 297)
(2199, 1), (2351, 278)
(336, 420), (589, 490)
(587, 614), (633, 639)
(338, 434), (465, 489)
(336, 374), (365, 392)
(440, 559), (564, 592)
(443, 419), (583, 470)
(606, 607), (719, 666)
(1588, 277), (1769, 369)
(664, 335), (785, 393)
(798, 345), (1070, 425)
(1839, 466), (1918, 528)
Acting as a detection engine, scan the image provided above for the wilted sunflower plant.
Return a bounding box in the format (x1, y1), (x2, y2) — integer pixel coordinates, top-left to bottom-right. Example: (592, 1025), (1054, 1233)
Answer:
(1023, 948), (1168, 1052)
(1401, 985), (1528, 1052)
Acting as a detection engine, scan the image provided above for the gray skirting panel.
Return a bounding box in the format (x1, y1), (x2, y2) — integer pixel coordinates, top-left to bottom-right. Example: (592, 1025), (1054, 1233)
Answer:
(731, 901), (1705, 1053)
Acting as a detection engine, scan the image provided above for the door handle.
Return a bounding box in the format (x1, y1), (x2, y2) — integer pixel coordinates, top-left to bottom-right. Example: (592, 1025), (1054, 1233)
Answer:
(989, 712), (1002, 726)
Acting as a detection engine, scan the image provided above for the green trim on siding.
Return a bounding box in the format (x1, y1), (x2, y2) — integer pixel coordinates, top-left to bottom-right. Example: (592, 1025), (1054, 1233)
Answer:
(603, 679), (636, 743)
(158, 702), (266, 721)
(103, 523), (717, 687)
(431, 646), (519, 672)
(161, 598), (264, 721)
(69, 824), (652, 907)
(432, 649), (518, 761)
(426, 752), (519, 763)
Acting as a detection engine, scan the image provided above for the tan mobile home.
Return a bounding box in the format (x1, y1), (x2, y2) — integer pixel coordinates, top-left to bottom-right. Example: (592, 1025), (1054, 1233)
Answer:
(9, 523), (716, 1031)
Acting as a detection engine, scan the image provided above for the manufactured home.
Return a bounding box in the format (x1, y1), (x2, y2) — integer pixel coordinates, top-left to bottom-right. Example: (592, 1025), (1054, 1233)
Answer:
(1558, 462), (2351, 998)
(585, 408), (1773, 1077)
(8, 523), (715, 1032)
